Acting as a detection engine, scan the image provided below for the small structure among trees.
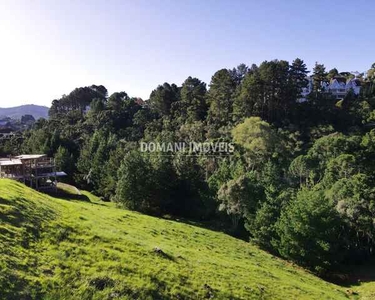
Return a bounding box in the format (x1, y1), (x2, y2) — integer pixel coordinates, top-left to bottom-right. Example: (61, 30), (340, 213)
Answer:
(0, 154), (66, 190)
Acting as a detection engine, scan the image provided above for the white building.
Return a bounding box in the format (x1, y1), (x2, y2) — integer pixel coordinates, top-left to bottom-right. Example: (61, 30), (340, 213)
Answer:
(300, 78), (313, 101)
(299, 76), (361, 102)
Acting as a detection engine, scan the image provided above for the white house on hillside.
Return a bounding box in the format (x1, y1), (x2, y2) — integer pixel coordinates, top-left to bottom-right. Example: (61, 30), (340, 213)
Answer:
(299, 76), (361, 102)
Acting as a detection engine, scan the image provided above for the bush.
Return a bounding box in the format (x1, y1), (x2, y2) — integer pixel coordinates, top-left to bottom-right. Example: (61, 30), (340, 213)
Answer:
(276, 189), (342, 273)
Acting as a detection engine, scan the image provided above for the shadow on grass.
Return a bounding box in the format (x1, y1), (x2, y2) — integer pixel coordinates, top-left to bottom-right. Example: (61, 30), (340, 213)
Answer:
(0, 196), (55, 239)
(160, 214), (250, 242)
(152, 247), (176, 262)
(324, 259), (375, 287)
(0, 196), (56, 300)
(45, 188), (91, 202)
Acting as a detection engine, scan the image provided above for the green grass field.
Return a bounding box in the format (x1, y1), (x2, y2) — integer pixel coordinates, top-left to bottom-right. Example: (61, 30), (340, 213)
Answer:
(0, 179), (373, 299)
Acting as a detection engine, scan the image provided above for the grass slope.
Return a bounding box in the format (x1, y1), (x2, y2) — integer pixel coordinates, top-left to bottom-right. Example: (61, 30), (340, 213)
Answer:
(0, 179), (362, 299)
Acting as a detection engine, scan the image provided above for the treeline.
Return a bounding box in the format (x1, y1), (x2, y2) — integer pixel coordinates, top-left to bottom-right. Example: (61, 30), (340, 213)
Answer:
(2, 59), (375, 274)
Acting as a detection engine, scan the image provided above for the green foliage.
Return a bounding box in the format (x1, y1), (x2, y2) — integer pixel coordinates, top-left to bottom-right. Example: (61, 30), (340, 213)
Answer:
(114, 151), (212, 218)
(327, 68), (339, 80)
(229, 63), (249, 85)
(55, 146), (75, 179)
(233, 60), (296, 124)
(207, 69), (236, 127)
(115, 151), (155, 211)
(232, 117), (280, 169)
(49, 85), (107, 117)
(217, 173), (264, 230)
(76, 130), (118, 196)
(327, 174), (375, 253)
(312, 62), (327, 93)
(232, 117), (274, 152)
(148, 83), (180, 116)
(249, 189), (292, 251)
(208, 158), (245, 193)
(305, 133), (360, 181)
(322, 154), (357, 186)
(289, 155), (312, 186)
(233, 69), (261, 121)
(22, 128), (61, 156)
(276, 189), (342, 273)
(179, 76), (207, 123)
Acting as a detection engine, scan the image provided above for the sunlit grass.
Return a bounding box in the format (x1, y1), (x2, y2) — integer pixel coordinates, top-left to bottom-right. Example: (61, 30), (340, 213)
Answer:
(56, 182), (82, 195)
(0, 179), (361, 299)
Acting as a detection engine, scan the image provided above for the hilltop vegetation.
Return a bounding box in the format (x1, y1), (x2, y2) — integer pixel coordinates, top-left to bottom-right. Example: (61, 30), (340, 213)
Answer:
(0, 179), (364, 299)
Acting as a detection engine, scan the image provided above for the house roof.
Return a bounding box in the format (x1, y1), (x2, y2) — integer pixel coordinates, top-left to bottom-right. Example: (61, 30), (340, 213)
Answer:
(15, 154), (46, 160)
(36, 171), (67, 178)
(0, 159), (23, 166)
(332, 77), (347, 84)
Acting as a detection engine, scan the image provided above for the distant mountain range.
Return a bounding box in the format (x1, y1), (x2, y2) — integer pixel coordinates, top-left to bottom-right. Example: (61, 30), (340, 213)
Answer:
(0, 105), (49, 120)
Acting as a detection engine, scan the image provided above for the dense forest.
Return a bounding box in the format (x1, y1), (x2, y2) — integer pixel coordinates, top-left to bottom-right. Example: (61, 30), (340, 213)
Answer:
(2, 59), (375, 275)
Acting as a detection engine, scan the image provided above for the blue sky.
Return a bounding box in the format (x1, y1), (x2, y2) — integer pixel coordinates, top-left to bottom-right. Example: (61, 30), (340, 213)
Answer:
(0, 0), (374, 108)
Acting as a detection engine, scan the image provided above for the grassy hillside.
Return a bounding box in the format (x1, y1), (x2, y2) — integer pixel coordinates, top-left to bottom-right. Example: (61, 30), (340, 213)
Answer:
(0, 179), (369, 299)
